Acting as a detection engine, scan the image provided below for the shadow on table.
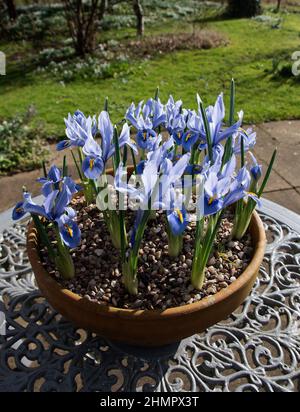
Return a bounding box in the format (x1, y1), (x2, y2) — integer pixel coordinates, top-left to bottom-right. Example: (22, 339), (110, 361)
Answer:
(0, 291), (185, 392)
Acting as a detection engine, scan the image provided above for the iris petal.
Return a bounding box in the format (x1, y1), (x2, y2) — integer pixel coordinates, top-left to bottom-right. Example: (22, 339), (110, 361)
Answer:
(56, 140), (72, 151)
(58, 216), (81, 248)
(12, 201), (26, 220)
(167, 207), (188, 236)
(82, 156), (104, 179)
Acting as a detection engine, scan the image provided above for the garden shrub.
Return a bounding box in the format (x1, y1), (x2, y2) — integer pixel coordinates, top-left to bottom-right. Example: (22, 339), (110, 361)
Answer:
(1, 3), (67, 41)
(227, 0), (262, 18)
(0, 107), (49, 175)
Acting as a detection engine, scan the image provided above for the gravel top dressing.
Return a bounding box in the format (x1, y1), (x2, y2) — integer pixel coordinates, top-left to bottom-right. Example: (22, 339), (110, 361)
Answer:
(41, 196), (254, 310)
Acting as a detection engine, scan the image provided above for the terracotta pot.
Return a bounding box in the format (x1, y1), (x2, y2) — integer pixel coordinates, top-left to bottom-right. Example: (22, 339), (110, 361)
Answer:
(26, 169), (266, 347)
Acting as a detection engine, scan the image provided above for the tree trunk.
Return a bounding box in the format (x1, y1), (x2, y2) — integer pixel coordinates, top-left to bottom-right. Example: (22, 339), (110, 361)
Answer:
(99, 0), (107, 20)
(5, 0), (17, 20)
(63, 0), (100, 57)
(276, 0), (282, 12)
(133, 0), (144, 37)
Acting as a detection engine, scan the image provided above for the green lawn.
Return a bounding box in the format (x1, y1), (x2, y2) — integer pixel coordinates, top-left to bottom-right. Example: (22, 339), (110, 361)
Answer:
(1, 8), (300, 137)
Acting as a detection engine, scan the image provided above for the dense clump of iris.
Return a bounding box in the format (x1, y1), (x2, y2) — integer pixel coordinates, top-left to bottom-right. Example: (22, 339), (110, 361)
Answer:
(18, 83), (275, 294)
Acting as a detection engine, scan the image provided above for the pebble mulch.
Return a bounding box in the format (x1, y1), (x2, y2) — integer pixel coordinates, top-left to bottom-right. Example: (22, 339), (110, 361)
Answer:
(41, 196), (253, 310)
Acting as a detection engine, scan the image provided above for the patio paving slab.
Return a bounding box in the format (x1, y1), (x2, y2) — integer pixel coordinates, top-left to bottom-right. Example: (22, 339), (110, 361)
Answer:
(264, 188), (300, 214)
(253, 122), (300, 188)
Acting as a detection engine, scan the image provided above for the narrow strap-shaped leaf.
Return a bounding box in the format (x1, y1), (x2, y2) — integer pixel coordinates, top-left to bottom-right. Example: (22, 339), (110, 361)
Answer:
(229, 78), (235, 126)
(123, 145), (128, 166)
(199, 99), (213, 162)
(132, 209), (151, 257)
(154, 86), (159, 101)
(113, 126), (121, 169)
(240, 134), (245, 168)
(202, 212), (223, 263)
(113, 126), (126, 261)
(31, 214), (56, 261)
(258, 148), (277, 197)
(62, 155), (68, 177)
(77, 146), (84, 165)
(104, 96), (108, 112)
(223, 79), (235, 165)
(130, 147), (137, 174)
(71, 150), (83, 181)
(42, 161), (47, 178)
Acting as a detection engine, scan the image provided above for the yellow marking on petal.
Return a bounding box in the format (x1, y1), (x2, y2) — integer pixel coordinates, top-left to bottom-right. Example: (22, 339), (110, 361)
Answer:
(65, 224), (73, 238)
(247, 192), (257, 197)
(89, 158), (95, 170)
(177, 132), (181, 140)
(208, 195), (217, 205)
(176, 209), (184, 224)
(16, 207), (23, 213)
(143, 132), (147, 141)
(185, 133), (191, 142)
(238, 127), (249, 136)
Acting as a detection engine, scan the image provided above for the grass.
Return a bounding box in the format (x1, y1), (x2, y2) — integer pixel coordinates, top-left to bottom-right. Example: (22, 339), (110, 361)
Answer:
(0, 4), (300, 138)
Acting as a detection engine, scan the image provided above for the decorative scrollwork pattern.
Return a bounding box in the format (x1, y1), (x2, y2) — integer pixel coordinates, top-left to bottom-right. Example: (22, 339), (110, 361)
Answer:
(0, 213), (299, 392)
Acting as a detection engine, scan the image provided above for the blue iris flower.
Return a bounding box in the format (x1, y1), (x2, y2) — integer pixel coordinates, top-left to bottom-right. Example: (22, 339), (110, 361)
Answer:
(201, 157), (261, 217)
(188, 94), (243, 150)
(136, 127), (157, 150)
(57, 110), (96, 151)
(152, 98), (167, 128)
(82, 111), (137, 179)
(167, 206), (189, 236)
(165, 96), (187, 145)
(200, 147), (255, 216)
(115, 148), (190, 211)
(182, 130), (199, 151)
(12, 183), (81, 248)
(167, 190), (189, 236)
(135, 136), (174, 175)
(37, 165), (61, 196)
(37, 165), (81, 196)
(12, 199), (28, 220)
(233, 128), (256, 154)
(57, 213), (81, 248)
(126, 99), (159, 151)
(82, 137), (104, 179)
(223, 166), (261, 208)
(249, 152), (262, 181)
(203, 172), (231, 215)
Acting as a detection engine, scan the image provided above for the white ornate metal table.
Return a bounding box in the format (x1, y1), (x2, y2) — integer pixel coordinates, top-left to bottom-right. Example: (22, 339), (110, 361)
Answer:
(0, 199), (299, 392)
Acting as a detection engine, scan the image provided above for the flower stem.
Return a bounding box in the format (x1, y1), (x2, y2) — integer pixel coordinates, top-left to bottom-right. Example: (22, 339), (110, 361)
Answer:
(167, 223), (183, 257)
(54, 225), (75, 280)
(131, 148), (137, 174)
(83, 180), (96, 204)
(191, 213), (222, 290)
(122, 209), (151, 295)
(122, 257), (138, 296)
(31, 215), (56, 261)
(71, 150), (84, 181)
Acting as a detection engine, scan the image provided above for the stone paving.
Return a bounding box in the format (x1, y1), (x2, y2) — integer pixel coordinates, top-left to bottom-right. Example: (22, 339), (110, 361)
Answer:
(252, 120), (300, 214)
(0, 120), (299, 214)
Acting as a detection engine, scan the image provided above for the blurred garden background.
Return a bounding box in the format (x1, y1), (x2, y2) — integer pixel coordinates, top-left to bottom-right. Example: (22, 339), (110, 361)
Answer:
(1, 0), (300, 213)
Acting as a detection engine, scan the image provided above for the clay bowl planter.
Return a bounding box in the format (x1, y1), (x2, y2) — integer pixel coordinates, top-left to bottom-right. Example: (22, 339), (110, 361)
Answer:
(26, 187), (266, 347)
